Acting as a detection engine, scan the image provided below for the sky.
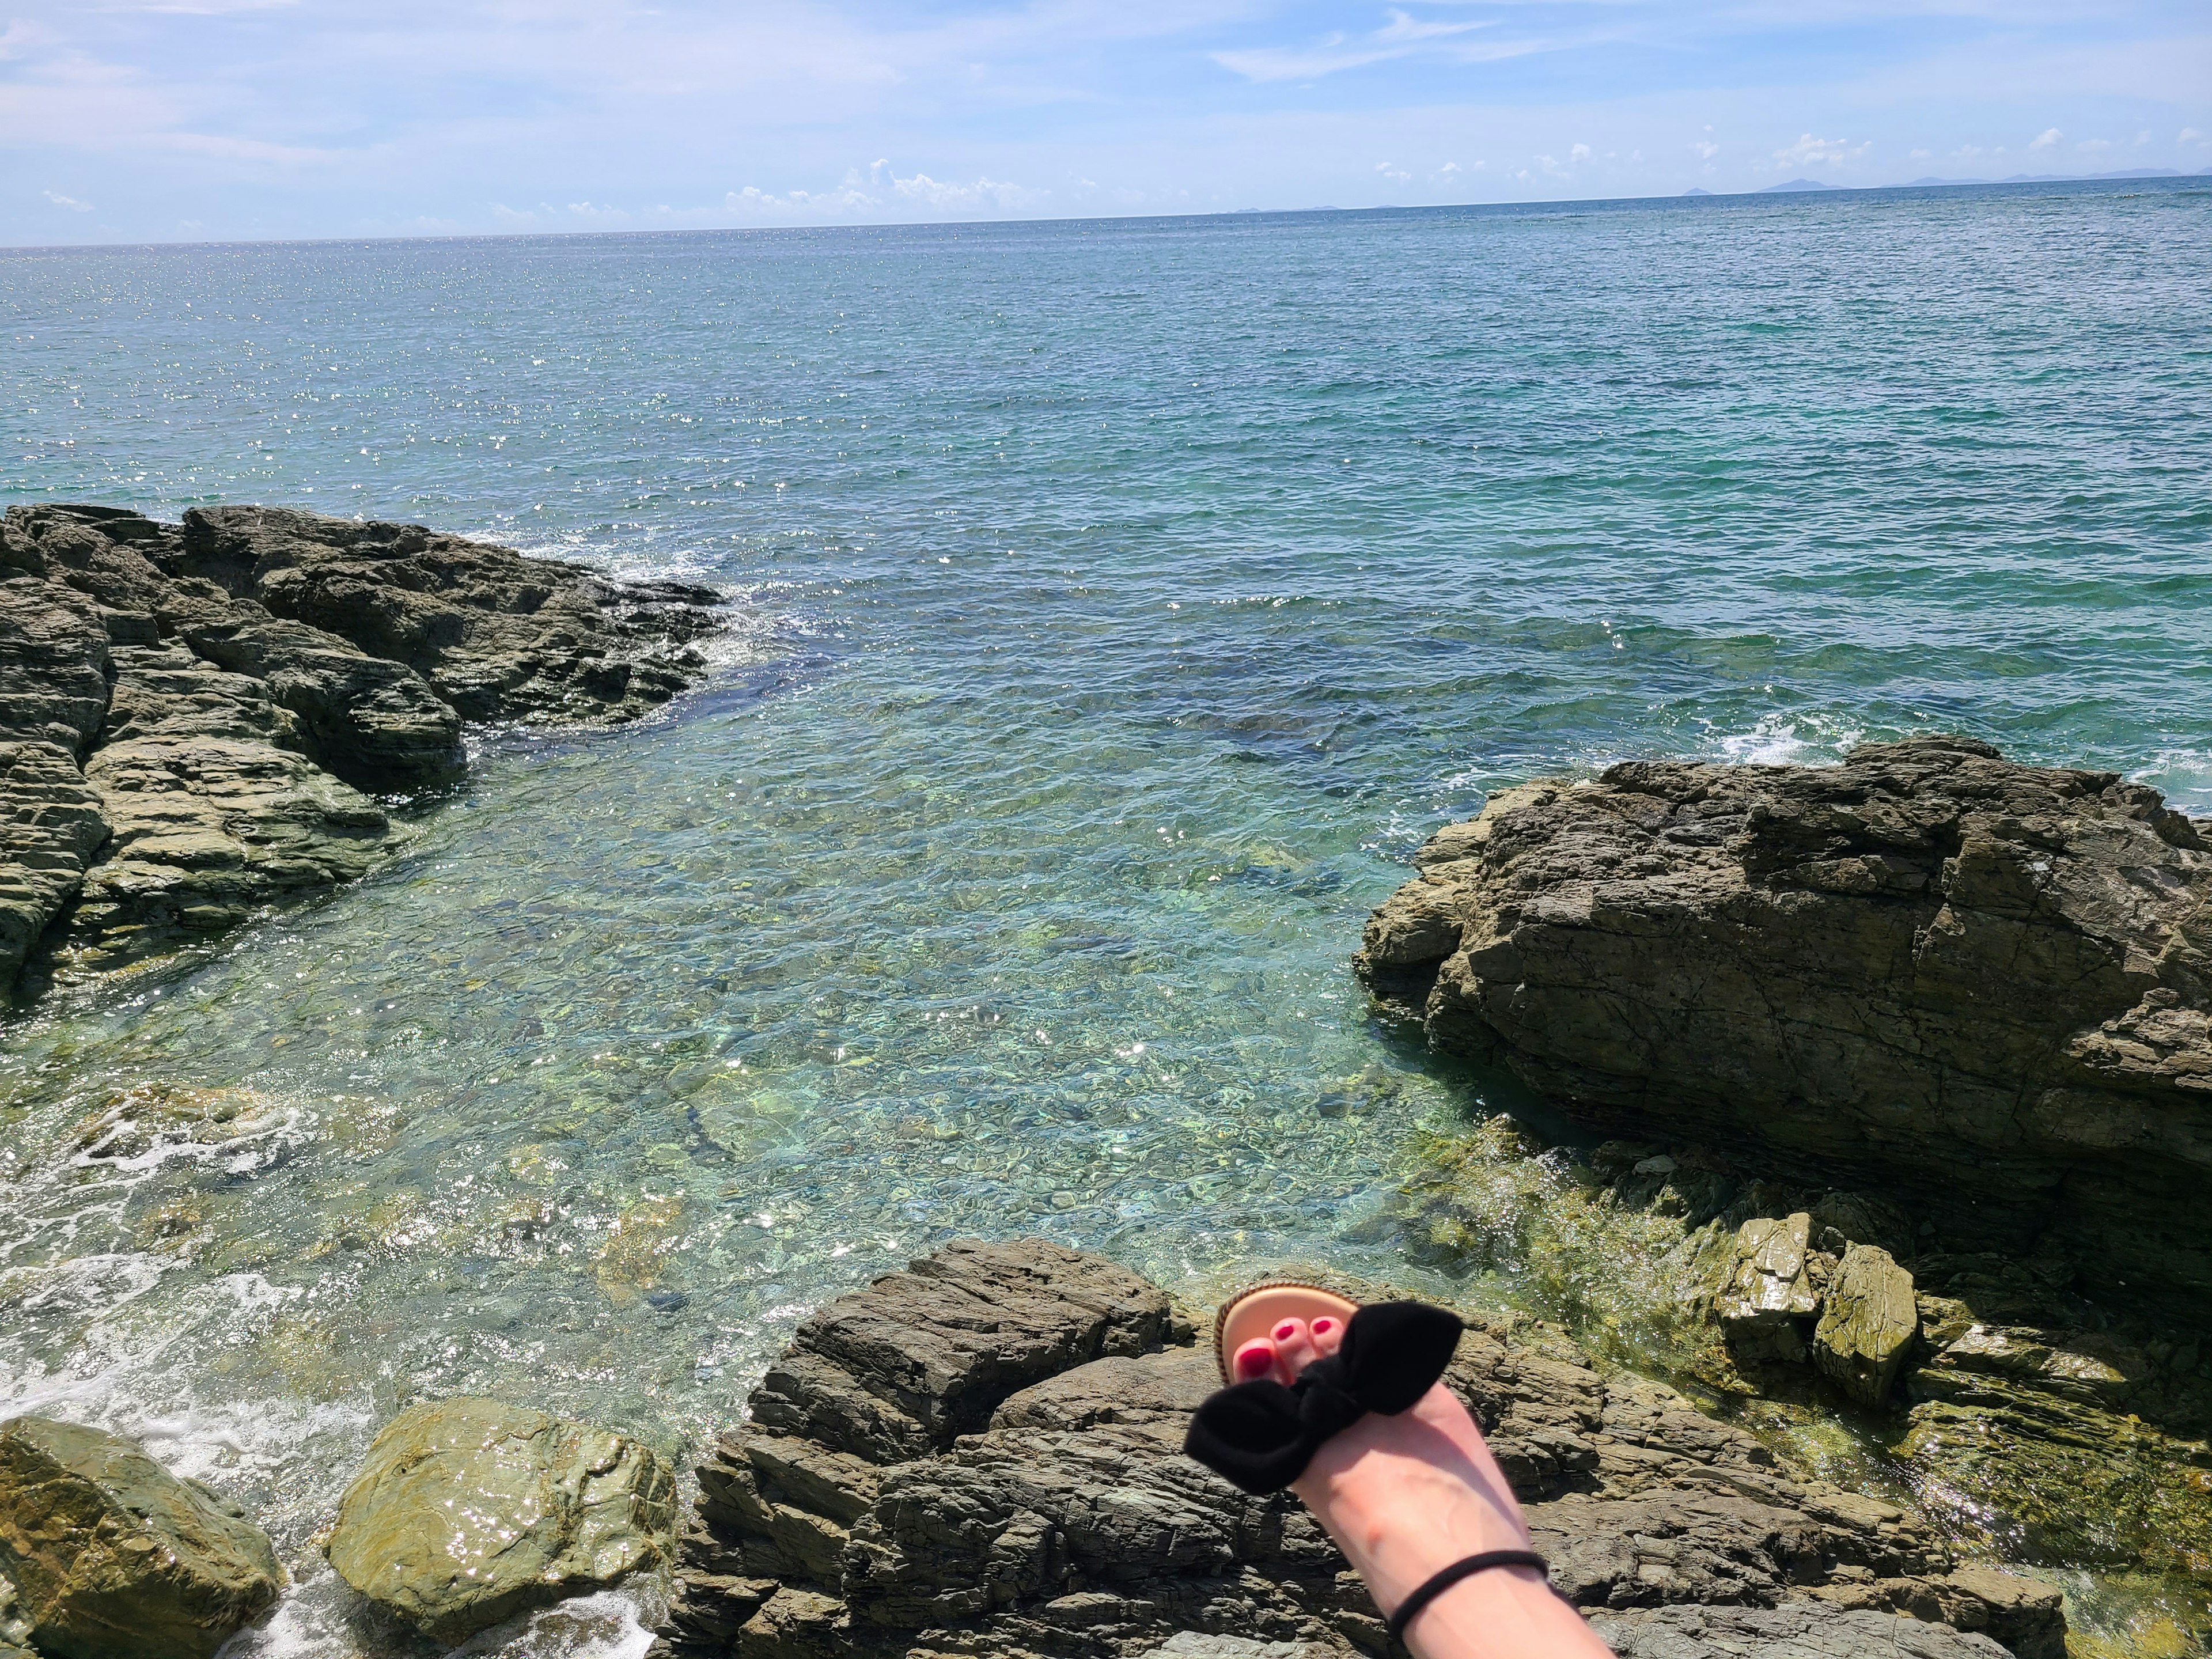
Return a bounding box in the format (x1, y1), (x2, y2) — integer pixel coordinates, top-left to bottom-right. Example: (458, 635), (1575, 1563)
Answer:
(2, 0), (2209, 244)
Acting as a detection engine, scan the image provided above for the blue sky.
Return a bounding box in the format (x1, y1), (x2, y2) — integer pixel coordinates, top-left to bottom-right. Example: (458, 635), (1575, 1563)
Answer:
(3, 0), (2207, 243)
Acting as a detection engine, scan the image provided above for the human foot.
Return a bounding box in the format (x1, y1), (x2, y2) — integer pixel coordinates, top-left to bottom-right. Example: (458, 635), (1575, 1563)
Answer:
(1221, 1302), (1612, 1659)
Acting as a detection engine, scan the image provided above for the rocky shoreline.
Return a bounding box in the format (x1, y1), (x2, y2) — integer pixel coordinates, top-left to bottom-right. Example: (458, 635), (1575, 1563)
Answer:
(652, 1238), (2062, 1658)
(2, 502), (724, 999)
(1363, 736), (2212, 1645)
(7, 558), (2205, 1659)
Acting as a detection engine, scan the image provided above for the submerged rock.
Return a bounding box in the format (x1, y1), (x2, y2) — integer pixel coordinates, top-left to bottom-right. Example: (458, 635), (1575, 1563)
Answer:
(325, 1395), (676, 1642)
(0, 1414), (282, 1659)
(0, 502), (726, 999)
(1356, 737), (2212, 1319)
(657, 1238), (2062, 1659)
(1815, 1245), (1920, 1407)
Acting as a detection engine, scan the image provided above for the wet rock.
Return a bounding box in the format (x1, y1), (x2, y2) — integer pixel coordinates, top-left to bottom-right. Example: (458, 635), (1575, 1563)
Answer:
(1717, 1214), (1820, 1365)
(657, 1239), (2055, 1659)
(1895, 1288), (2212, 1578)
(62, 734), (395, 964)
(0, 1414), (282, 1659)
(0, 578), (111, 755)
(0, 742), (109, 997)
(1355, 737), (2212, 1318)
(174, 505), (725, 725)
(1814, 1245), (1919, 1407)
(175, 612), (462, 792)
(325, 1395), (676, 1642)
(1590, 1600), (2013, 1657)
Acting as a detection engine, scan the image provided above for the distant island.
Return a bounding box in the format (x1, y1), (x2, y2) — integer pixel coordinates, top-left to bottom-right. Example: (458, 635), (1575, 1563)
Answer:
(1673, 166), (2212, 201)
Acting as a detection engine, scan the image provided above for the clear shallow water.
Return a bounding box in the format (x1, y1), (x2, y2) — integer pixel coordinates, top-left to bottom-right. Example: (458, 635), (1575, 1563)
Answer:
(3, 181), (2211, 1655)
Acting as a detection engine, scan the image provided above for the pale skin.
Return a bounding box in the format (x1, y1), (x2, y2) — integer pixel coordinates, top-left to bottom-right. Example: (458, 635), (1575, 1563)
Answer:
(1232, 1315), (1615, 1659)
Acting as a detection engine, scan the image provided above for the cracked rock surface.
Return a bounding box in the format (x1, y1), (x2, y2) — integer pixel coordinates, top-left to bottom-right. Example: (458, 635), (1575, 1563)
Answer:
(1355, 737), (2212, 1320)
(0, 502), (724, 998)
(655, 1239), (2062, 1659)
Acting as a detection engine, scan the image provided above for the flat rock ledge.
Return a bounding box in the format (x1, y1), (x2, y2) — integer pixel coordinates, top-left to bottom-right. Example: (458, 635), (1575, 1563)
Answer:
(1355, 737), (2212, 1320)
(655, 1239), (2063, 1659)
(1, 502), (723, 997)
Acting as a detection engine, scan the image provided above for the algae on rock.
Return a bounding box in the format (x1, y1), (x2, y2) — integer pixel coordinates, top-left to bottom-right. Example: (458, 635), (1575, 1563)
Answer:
(324, 1395), (676, 1642)
(0, 1415), (282, 1659)
(1816, 1244), (1920, 1407)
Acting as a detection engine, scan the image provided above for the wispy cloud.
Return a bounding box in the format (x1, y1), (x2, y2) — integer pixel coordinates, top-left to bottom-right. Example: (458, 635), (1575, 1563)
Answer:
(1774, 132), (1872, 168)
(2029, 126), (2062, 149)
(1213, 9), (1540, 83)
(42, 188), (93, 210)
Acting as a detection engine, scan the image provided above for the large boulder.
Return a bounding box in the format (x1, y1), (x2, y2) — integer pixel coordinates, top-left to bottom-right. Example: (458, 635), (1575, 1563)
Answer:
(325, 1396), (676, 1642)
(1717, 1212), (1820, 1365)
(1814, 1244), (1920, 1406)
(1355, 738), (2212, 1317)
(657, 1240), (2063, 1659)
(0, 1415), (281, 1659)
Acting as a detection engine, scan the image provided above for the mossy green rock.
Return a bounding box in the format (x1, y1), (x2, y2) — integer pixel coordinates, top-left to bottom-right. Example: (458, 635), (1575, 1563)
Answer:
(1815, 1244), (1919, 1406)
(0, 1415), (282, 1659)
(325, 1396), (676, 1642)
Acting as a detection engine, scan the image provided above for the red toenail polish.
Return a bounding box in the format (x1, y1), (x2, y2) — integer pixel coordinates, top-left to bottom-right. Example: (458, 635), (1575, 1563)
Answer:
(1238, 1347), (1270, 1377)
(1274, 1321), (1297, 1341)
(1313, 1319), (1334, 1336)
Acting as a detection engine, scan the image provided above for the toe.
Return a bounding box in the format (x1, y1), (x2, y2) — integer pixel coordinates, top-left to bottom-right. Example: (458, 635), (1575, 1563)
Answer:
(1270, 1317), (1318, 1382)
(1233, 1338), (1277, 1381)
(1309, 1312), (1346, 1357)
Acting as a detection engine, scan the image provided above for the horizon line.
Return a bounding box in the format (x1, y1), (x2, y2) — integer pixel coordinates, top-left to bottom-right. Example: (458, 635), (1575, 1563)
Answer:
(5, 168), (2206, 258)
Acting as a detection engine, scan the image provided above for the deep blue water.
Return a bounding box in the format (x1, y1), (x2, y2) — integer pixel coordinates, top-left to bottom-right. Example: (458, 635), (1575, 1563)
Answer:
(3, 179), (2209, 1654)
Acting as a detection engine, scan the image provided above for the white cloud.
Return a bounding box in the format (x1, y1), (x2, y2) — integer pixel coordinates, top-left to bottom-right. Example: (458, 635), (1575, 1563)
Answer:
(1691, 139), (1718, 158)
(2183, 128), (2207, 147)
(1774, 132), (1869, 167)
(2029, 126), (2061, 149)
(1569, 142), (1590, 162)
(1910, 147), (1930, 158)
(0, 18), (59, 58)
(1374, 160), (1410, 182)
(43, 189), (93, 211)
(891, 172), (1041, 211)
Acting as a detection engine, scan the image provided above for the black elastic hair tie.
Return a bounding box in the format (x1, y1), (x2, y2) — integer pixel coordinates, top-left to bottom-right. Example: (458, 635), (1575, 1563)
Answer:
(1384, 1550), (1551, 1645)
(1183, 1299), (1463, 1494)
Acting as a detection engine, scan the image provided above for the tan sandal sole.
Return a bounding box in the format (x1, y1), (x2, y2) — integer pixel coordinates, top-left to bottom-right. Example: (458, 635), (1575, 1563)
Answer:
(1212, 1279), (1361, 1385)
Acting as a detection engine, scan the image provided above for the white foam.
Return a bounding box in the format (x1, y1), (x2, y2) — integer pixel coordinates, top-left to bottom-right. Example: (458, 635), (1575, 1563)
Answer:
(1706, 712), (1865, 767)
(217, 1573), (665, 1659)
(2133, 749), (2212, 815)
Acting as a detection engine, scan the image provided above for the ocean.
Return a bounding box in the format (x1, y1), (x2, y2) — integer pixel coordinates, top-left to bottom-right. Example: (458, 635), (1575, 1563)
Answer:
(4, 179), (2210, 1655)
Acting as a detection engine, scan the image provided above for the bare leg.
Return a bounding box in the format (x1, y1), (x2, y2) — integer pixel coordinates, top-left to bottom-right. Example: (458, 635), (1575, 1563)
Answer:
(1236, 1317), (1612, 1659)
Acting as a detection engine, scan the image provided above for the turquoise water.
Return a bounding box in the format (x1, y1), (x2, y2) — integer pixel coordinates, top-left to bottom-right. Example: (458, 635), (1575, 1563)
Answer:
(4, 181), (2211, 1656)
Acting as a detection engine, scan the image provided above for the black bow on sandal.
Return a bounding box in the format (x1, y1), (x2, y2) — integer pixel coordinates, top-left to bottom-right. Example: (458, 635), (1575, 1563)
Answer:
(1183, 1296), (1465, 1494)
